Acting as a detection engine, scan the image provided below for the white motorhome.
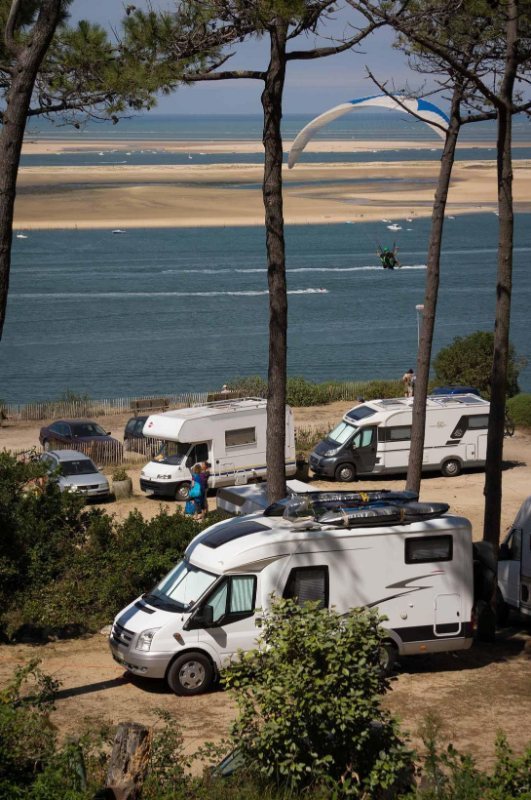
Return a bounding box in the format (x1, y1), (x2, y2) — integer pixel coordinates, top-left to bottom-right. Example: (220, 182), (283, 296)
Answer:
(109, 491), (476, 695)
(497, 496), (531, 623)
(139, 398), (296, 500)
(309, 394), (490, 482)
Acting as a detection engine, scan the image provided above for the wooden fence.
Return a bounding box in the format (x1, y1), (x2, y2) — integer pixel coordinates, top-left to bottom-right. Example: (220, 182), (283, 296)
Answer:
(2, 392), (208, 422)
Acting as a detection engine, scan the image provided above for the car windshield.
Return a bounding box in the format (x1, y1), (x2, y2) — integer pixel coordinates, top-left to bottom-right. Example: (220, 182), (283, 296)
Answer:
(144, 560), (218, 612)
(71, 422), (107, 437)
(327, 421), (357, 444)
(152, 441), (189, 465)
(60, 458), (97, 476)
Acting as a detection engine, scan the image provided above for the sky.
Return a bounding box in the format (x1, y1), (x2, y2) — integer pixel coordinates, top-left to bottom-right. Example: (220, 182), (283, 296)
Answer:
(68, 0), (419, 115)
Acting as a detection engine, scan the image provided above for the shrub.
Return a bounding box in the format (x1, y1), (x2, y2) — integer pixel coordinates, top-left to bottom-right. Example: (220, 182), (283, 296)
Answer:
(227, 376), (268, 397)
(111, 467), (129, 482)
(223, 599), (413, 797)
(506, 393), (531, 429)
(434, 331), (523, 398)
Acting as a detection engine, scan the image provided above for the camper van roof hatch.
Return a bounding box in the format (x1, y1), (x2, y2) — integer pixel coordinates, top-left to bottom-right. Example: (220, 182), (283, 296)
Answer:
(345, 406), (377, 422)
(202, 518), (270, 549)
(431, 394), (484, 406)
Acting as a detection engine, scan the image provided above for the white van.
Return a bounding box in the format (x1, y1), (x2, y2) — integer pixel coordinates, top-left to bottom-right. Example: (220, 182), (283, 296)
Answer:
(109, 491), (475, 695)
(139, 398), (296, 500)
(309, 394), (490, 482)
(497, 496), (531, 623)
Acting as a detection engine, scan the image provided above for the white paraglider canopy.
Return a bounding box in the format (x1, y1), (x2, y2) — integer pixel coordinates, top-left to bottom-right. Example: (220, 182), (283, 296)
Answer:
(288, 94), (449, 169)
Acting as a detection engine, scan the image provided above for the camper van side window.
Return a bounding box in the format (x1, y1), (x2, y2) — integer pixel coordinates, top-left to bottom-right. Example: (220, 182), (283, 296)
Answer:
(283, 566), (329, 609)
(405, 536), (453, 564)
(202, 575), (257, 625)
(386, 426), (412, 442)
(225, 427), (256, 448)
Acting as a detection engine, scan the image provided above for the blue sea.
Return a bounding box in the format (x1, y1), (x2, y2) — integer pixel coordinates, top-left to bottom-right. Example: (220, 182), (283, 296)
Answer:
(3, 215), (531, 403)
(2, 113), (530, 403)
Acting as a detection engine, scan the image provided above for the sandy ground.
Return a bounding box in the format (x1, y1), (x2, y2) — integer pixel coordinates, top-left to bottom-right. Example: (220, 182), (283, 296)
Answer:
(1, 403), (530, 768)
(14, 137), (531, 229)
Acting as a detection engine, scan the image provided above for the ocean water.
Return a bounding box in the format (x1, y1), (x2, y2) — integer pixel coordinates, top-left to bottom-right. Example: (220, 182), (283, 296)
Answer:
(2, 213), (530, 403)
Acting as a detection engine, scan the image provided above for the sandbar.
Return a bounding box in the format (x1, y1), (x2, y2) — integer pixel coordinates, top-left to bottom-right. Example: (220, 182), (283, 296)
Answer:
(13, 145), (531, 230)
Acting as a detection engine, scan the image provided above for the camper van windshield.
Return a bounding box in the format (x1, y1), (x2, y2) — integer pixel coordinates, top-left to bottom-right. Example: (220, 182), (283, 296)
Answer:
(153, 441), (190, 465)
(144, 560), (218, 612)
(328, 421), (357, 444)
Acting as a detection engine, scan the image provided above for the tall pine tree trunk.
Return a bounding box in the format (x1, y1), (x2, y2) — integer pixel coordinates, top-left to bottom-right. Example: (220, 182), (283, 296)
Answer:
(262, 19), (288, 503)
(483, 0), (518, 551)
(406, 86), (463, 494)
(0, 0), (62, 340)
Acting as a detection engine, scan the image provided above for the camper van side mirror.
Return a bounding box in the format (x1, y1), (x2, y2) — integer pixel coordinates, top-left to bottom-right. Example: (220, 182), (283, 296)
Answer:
(186, 604), (214, 630)
(499, 542), (510, 561)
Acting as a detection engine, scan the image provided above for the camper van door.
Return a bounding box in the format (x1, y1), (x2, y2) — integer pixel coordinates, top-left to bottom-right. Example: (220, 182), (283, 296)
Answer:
(352, 427), (378, 474)
(187, 574), (259, 666)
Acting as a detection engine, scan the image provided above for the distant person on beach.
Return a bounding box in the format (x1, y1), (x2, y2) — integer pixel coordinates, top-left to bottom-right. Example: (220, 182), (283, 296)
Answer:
(220, 384), (230, 395)
(402, 368), (415, 397)
(377, 246), (400, 270)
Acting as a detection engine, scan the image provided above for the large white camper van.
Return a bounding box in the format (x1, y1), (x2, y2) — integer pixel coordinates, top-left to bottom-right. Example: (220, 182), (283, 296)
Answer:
(310, 394), (490, 482)
(139, 398), (296, 500)
(497, 496), (531, 623)
(109, 491), (477, 695)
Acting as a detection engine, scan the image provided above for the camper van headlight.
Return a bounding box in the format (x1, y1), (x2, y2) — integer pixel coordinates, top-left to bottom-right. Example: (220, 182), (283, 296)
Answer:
(322, 446), (340, 457)
(136, 628), (160, 652)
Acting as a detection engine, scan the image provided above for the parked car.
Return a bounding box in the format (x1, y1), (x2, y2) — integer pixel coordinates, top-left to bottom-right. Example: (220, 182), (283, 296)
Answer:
(39, 419), (122, 460)
(430, 386), (481, 397)
(40, 449), (110, 499)
(123, 415), (159, 455)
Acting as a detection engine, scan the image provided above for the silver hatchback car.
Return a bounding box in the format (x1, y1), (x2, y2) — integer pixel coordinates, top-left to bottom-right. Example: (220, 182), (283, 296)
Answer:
(41, 449), (110, 499)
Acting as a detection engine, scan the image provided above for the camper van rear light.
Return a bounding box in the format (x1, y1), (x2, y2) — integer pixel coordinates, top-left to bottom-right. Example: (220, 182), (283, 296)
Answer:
(136, 628), (160, 652)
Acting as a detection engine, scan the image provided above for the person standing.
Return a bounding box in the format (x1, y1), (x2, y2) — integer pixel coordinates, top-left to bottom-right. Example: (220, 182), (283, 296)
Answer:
(402, 368), (415, 397)
(185, 464), (203, 519)
(198, 461), (211, 521)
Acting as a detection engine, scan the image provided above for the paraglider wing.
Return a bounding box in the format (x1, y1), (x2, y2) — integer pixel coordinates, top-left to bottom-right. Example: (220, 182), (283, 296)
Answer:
(288, 94), (449, 169)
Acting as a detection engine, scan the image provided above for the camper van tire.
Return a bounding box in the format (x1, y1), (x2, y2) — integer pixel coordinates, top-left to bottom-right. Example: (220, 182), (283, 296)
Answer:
(441, 458), (461, 478)
(176, 483), (191, 501)
(378, 640), (398, 675)
(335, 463), (356, 482)
(166, 652), (214, 696)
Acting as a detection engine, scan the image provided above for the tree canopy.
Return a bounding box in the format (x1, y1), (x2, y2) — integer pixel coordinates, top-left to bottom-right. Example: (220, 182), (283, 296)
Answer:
(434, 331), (522, 398)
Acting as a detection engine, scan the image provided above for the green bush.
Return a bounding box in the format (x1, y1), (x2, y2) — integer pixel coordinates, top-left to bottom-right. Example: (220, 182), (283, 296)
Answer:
(227, 376), (268, 397)
(434, 331), (523, 398)
(403, 713), (531, 800)
(223, 599), (413, 797)
(506, 393), (531, 429)
(111, 467), (129, 481)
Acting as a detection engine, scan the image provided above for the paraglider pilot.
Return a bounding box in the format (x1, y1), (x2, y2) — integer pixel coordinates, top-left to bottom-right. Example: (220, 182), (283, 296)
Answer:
(377, 245), (400, 270)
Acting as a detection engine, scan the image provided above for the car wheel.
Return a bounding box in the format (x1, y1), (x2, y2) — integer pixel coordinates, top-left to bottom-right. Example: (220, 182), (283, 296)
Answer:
(176, 482), (191, 501)
(334, 463), (356, 482)
(441, 458), (461, 477)
(167, 652), (214, 696)
(379, 640), (398, 676)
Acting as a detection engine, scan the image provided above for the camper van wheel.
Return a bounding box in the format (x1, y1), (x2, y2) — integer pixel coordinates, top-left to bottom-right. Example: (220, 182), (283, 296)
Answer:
(167, 652), (214, 696)
(441, 458), (461, 478)
(379, 641), (398, 676)
(176, 482), (191, 501)
(335, 463), (356, 482)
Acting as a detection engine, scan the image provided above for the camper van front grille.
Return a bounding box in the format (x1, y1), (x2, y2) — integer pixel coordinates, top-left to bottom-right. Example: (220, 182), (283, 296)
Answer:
(110, 622), (134, 649)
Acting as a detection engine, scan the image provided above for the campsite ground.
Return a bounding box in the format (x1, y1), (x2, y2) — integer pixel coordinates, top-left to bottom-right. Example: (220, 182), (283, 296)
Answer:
(0, 402), (530, 768)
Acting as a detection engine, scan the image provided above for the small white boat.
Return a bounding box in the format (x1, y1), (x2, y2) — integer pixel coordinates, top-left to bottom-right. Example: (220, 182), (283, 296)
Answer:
(16, 233), (28, 239)
(111, 229), (127, 234)
(387, 224), (402, 231)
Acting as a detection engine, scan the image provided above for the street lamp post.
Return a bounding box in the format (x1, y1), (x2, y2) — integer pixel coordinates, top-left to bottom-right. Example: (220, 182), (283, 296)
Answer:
(415, 304), (424, 347)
